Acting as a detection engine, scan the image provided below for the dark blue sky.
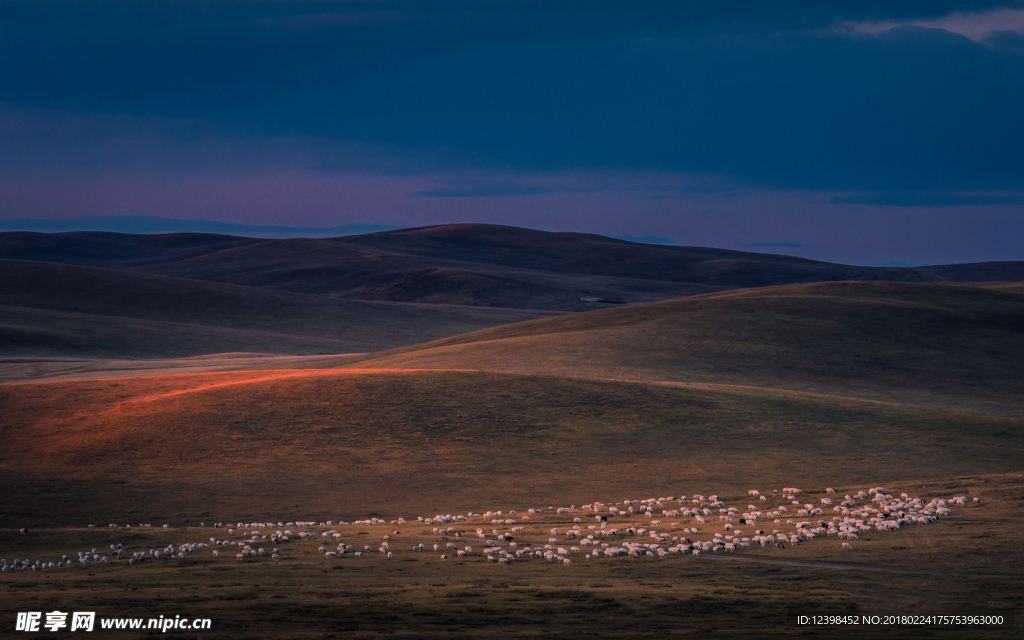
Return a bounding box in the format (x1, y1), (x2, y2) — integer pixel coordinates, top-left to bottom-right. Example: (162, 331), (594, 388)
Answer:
(1, 1), (1022, 264)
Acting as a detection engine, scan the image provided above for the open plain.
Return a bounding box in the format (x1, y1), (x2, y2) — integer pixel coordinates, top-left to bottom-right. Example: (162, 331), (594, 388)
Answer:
(1, 227), (1022, 638)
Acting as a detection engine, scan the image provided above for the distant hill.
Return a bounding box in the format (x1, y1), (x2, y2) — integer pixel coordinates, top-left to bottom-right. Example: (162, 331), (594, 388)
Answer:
(2, 224), (1022, 311)
(336, 281), (1024, 413)
(0, 260), (556, 359)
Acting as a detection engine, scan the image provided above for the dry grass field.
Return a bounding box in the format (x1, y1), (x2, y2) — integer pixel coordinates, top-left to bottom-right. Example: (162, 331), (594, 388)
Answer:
(0, 472), (1020, 639)
(1, 370), (1022, 524)
(1, 277), (1022, 638)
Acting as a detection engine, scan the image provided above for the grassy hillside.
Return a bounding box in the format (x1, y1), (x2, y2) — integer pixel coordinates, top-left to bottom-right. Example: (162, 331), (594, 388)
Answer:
(0, 260), (556, 358)
(334, 281), (1024, 413)
(1, 369), (1020, 526)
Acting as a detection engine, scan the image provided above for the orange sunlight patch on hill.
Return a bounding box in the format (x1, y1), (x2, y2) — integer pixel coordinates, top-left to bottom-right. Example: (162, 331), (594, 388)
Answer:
(2, 369), (1021, 528)
(74, 368), (469, 408)
(1, 368), (470, 466)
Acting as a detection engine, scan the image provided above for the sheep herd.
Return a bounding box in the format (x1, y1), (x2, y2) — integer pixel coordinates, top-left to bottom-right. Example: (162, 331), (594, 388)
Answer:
(1, 485), (981, 575)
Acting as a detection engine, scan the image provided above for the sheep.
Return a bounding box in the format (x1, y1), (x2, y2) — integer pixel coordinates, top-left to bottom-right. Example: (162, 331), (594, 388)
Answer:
(32, 483), (966, 576)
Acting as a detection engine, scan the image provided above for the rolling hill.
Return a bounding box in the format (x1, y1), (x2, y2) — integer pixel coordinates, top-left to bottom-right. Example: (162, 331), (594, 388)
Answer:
(2, 369), (1020, 525)
(2, 225), (1022, 526)
(333, 281), (1024, 413)
(0, 259), (556, 359)
(3, 225), (1023, 311)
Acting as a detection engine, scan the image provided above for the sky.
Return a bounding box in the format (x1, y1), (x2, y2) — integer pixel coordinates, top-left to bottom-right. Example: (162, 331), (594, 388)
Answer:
(1, 1), (1023, 265)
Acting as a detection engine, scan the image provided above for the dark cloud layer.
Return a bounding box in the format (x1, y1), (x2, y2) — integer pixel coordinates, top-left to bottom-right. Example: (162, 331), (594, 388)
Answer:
(1, 1), (1021, 190)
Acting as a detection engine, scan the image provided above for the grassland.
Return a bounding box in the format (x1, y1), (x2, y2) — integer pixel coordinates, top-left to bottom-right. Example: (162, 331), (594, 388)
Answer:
(0, 472), (1020, 639)
(1, 278), (1022, 637)
(1, 370), (1022, 526)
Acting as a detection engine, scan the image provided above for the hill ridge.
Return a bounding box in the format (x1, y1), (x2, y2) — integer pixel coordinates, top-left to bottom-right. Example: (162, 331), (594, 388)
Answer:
(331, 280), (1024, 414)
(2, 224), (1022, 311)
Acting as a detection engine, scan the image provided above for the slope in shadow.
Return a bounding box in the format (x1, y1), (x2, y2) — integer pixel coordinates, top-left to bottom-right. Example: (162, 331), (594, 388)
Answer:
(335, 281), (1024, 413)
(0, 259), (558, 359)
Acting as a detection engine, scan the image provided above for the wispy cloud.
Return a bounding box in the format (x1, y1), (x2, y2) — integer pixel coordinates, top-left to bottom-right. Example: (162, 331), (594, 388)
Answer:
(844, 8), (1024, 44)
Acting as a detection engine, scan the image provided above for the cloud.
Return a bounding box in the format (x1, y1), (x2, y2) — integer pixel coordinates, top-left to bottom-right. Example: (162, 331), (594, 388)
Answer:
(831, 191), (1024, 206)
(985, 29), (1024, 53)
(845, 8), (1024, 43)
(1, 3), (1022, 195)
